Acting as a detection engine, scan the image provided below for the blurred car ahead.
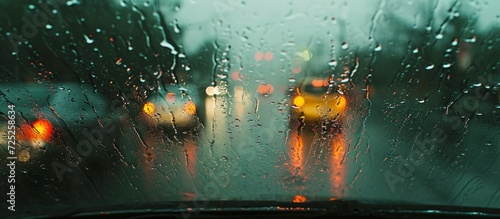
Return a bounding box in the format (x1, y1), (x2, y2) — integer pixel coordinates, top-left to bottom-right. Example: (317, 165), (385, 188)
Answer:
(0, 83), (121, 167)
(291, 78), (347, 123)
(141, 84), (201, 131)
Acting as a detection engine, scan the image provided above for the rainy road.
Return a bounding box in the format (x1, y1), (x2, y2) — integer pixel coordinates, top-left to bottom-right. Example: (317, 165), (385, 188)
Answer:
(2, 1), (500, 217)
(113, 90), (352, 203)
(99, 88), (500, 207)
(8, 76), (499, 215)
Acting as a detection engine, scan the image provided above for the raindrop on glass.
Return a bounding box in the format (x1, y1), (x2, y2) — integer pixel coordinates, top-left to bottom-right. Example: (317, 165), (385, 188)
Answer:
(465, 36), (476, 43)
(84, 34), (94, 44)
(328, 59), (337, 66)
(341, 42), (348, 49)
(173, 20), (180, 33)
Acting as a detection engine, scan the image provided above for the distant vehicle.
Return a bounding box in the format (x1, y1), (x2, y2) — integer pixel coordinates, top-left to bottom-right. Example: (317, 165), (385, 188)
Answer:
(256, 83), (275, 97)
(290, 78), (347, 123)
(0, 83), (120, 165)
(141, 84), (201, 130)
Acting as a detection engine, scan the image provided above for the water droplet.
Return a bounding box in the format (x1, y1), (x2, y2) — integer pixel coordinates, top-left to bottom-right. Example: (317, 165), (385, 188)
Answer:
(374, 44), (382, 51)
(84, 34), (94, 44)
(425, 64), (434, 70)
(465, 36), (476, 43)
(435, 34), (443, 39)
(67, 0), (81, 6)
(442, 63), (452, 68)
(28, 4), (35, 9)
(341, 42), (348, 49)
(45, 24), (53, 30)
(120, 0), (127, 7)
(173, 19), (180, 33)
(328, 59), (337, 66)
(451, 38), (458, 46)
(160, 40), (178, 55)
(412, 48), (419, 53)
(416, 98), (426, 103)
(289, 77), (296, 82)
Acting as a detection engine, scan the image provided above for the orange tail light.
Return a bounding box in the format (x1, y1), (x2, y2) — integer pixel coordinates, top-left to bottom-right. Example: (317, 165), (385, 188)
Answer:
(23, 119), (53, 141)
(184, 101), (196, 115)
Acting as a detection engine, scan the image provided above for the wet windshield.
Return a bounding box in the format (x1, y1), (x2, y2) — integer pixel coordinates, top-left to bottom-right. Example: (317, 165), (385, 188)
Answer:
(1, 0), (499, 217)
(303, 83), (329, 94)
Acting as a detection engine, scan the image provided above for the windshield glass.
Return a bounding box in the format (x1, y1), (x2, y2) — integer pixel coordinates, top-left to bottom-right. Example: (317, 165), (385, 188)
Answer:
(1, 0), (499, 217)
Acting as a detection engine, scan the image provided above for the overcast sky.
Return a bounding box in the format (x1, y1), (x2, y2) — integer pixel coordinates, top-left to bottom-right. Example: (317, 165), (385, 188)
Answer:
(162, 0), (499, 55)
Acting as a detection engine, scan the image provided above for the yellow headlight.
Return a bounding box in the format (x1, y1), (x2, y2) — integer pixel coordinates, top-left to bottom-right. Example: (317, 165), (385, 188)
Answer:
(293, 96), (305, 107)
(184, 101), (197, 115)
(334, 96), (347, 111)
(143, 102), (155, 115)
